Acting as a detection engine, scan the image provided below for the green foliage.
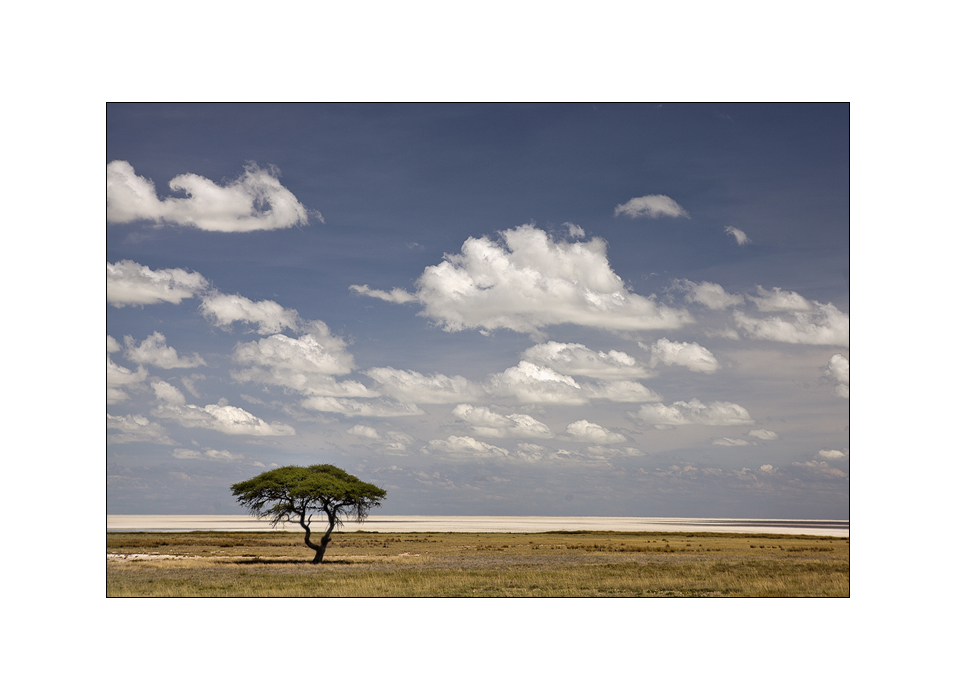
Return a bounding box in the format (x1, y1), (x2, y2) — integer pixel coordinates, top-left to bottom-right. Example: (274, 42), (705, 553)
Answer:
(231, 464), (386, 529)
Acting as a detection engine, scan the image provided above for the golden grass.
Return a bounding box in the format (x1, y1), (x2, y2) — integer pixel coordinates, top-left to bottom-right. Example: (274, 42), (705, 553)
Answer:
(107, 530), (849, 597)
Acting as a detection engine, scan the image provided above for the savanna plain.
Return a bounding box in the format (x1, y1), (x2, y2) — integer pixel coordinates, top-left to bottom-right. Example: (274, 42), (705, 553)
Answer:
(107, 530), (849, 597)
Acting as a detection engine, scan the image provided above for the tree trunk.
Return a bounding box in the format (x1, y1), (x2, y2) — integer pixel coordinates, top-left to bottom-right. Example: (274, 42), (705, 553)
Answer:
(299, 510), (336, 564)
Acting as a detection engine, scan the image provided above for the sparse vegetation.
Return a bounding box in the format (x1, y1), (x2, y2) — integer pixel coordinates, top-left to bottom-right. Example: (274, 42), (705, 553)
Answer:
(107, 530), (849, 597)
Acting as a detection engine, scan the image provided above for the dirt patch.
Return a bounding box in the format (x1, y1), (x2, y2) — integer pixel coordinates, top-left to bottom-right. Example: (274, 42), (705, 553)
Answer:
(108, 553), (196, 561)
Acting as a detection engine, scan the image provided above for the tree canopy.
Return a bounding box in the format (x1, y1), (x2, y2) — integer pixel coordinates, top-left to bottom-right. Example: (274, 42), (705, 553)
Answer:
(231, 464), (386, 563)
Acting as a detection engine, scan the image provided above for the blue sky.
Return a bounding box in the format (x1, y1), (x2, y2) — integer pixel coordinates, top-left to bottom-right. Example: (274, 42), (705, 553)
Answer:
(107, 103), (848, 518)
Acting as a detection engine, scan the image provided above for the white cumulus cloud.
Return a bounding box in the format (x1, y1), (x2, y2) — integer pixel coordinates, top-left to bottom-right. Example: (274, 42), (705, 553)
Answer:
(818, 449), (847, 461)
(200, 293), (300, 335)
(614, 195), (689, 219)
(635, 399), (754, 426)
(107, 160), (311, 232)
(749, 286), (815, 313)
(231, 331), (370, 397)
(125, 332), (205, 369)
(486, 361), (660, 405)
(825, 354), (849, 398)
(345, 425), (415, 453)
(173, 448), (243, 461)
(725, 226), (751, 245)
(485, 361), (586, 404)
(357, 225), (692, 335)
(108, 356), (148, 404)
(734, 289), (849, 346)
(347, 424), (381, 440)
(107, 413), (175, 444)
(452, 404), (554, 439)
(747, 429), (779, 440)
(349, 285), (416, 304)
(520, 342), (652, 379)
(712, 437), (752, 446)
(107, 260), (208, 307)
(563, 419), (627, 444)
(151, 380), (187, 405)
(565, 222), (586, 238)
(158, 403), (296, 436)
(650, 338), (720, 373)
(423, 435), (510, 458)
(365, 367), (483, 404)
(674, 279), (744, 310)
(151, 383), (295, 436)
(301, 396), (425, 417)
(588, 380), (662, 403)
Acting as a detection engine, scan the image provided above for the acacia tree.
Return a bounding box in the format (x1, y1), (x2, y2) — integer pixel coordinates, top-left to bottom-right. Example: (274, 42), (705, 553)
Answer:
(231, 464), (386, 564)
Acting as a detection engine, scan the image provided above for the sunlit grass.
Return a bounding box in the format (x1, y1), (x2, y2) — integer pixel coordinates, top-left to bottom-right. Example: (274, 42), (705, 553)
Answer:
(107, 530), (849, 597)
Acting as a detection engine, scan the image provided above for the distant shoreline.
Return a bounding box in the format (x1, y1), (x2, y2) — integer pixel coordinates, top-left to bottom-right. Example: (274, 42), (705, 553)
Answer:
(107, 515), (849, 538)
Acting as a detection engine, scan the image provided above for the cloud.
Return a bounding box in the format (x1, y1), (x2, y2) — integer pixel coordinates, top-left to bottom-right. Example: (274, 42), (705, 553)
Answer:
(790, 460), (847, 479)
(158, 403), (296, 436)
(818, 449), (847, 461)
(514, 443), (549, 463)
(108, 356), (148, 404)
(173, 448), (243, 461)
(107, 413), (175, 444)
(635, 399), (754, 426)
(586, 445), (647, 459)
(382, 431), (416, 453)
(107, 335), (122, 354)
(452, 404), (554, 439)
(588, 380), (663, 403)
(107, 260), (208, 307)
(825, 354), (849, 398)
(300, 396), (424, 417)
(485, 361), (660, 405)
(107, 388), (130, 405)
(485, 361), (586, 404)
(107, 160), (311, 231)
(712, 437), (751, 447)
(152, 382), (295, 436)
(520, 341), (652, 379)
(734, 305), (849, 346)
(124, 332), (205, 369)
(200, 293), (300, 334)
(347, 424), (381, 440)
(650, 338), (720, 373)
(760, 464), (775, 473)
(346, 425), (415, 453)
(151, 380), (186, 405)
(358, 225), (692, 334)
(747, 429), (779, 440)
(349, 285), (416, 304)
(365, 367), (483, 404)
(674, 279), (744, 310)
(563, 419), (627, 444)
(231, 331), (370, 397)
(108, 356), (147, 387)
(749, 286), (814, 313)
(422, 435), (510, 459)
(734, 289), (849, 346)
(614, 195), (689, 219)
(564, 222), (586, 238)
(725, 226), (751, 245)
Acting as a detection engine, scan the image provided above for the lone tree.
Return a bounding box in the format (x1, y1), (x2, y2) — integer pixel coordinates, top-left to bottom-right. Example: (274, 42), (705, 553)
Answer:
(231, 464), (386, 564)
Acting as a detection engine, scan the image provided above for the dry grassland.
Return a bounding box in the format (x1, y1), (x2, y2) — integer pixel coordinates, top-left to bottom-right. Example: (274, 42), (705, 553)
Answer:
(107, 530), (849, 597)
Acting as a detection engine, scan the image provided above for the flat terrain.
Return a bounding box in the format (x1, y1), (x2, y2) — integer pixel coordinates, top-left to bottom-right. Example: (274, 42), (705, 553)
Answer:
(107, 530), (849, 597)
